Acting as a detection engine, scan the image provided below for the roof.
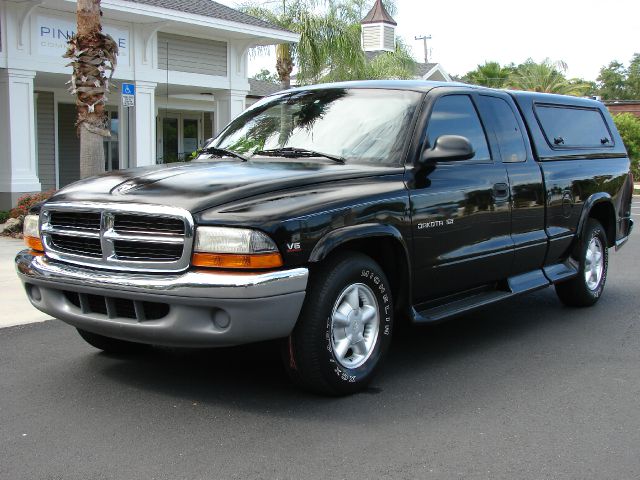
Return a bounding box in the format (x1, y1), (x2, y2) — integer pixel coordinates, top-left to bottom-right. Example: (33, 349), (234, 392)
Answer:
(416, 63), (439, 77)
(361, 0), (397, 26)
(128, 0), (290, 32)
(248, 79), (283, 98)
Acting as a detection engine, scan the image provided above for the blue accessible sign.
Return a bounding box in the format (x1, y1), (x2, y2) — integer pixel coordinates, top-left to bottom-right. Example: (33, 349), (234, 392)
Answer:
(121, 83), (135, 107)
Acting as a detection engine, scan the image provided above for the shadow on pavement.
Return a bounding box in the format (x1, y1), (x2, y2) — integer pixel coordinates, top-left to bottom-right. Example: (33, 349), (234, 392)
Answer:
(90, 286), (589, 417)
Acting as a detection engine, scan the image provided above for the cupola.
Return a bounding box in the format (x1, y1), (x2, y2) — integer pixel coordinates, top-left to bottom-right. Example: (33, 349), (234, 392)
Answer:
(361, 0), (397, 52)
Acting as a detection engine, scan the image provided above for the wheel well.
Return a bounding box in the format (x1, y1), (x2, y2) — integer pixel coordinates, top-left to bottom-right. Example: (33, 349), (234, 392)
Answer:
(588, 202), (616, 247)
(312, 236), (411, 320)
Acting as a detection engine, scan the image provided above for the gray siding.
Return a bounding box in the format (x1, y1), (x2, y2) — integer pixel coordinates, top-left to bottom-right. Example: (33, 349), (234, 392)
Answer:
(158, 33), (227, 76)
(57, 103), (80, 187)
(383, 26), (395, 51)
(36, 92), (56, 190)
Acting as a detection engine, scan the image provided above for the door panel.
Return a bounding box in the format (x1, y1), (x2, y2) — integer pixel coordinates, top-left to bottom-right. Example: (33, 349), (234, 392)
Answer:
(410, 164), (512, 302)
(475, 94), (547, 274)
(410, 94), (512, 303)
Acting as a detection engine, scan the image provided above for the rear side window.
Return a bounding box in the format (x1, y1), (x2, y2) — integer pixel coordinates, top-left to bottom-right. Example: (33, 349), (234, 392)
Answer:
(478, 96), (527, 163)
(535, 105), (612, 149)
(426, 95), (491, 161)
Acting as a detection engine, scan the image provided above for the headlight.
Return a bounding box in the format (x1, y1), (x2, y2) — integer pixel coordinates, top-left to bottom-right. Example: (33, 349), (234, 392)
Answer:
(192, 227), (283, 269)
(23, 214), (43, 252)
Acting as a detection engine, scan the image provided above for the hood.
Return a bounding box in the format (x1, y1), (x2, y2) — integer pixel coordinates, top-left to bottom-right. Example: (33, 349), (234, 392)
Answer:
(48, 160), (403, 212)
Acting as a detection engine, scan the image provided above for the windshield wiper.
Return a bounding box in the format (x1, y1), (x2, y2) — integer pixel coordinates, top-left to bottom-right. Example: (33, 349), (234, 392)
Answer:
(253, 147), (345, 164)
(199, 147), (249, 162)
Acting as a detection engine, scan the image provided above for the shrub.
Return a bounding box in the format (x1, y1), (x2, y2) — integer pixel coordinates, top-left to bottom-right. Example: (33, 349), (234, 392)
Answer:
(613, 113), (640, 179)
(9, 190), (56, 219)
(0, 211), (9, 224)
(1, 190), (56, 236)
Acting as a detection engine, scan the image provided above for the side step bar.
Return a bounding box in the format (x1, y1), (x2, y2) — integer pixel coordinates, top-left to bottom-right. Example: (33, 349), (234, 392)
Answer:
(412, 263), (578, 324)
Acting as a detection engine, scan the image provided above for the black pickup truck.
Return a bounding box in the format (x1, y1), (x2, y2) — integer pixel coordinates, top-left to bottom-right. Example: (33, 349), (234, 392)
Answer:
(16, 81), (634, 395)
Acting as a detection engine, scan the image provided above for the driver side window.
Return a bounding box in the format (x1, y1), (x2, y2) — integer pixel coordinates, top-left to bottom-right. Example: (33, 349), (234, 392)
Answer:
(426, 95), (491, 161)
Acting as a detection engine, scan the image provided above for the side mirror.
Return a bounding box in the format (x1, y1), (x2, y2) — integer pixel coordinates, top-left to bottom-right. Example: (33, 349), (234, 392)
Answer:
(421, 135), (475, 164)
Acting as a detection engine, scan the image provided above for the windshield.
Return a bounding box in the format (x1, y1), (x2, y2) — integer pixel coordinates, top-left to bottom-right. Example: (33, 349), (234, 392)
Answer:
(210, 88), (422, 165)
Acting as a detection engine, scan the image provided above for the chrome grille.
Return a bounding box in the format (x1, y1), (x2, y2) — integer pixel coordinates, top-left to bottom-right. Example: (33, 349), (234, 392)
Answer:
(50, 234), (102, 257)
(50, 211), (101, 231)
(40, 203), (194, 272)
(114, 214), (185, 235)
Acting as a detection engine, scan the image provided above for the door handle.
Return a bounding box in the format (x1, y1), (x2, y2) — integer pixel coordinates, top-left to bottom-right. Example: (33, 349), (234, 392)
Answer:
(493, 183), (510, 199)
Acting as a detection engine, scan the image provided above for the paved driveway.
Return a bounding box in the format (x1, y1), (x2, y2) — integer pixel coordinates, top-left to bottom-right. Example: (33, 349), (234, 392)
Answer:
(0, 202), (638, 479)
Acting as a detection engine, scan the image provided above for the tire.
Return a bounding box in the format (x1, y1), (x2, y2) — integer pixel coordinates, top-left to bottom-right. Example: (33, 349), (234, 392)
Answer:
(282, 251), (394, 396)
(555, 219), (609, 307)
(76, 328), (148, 354)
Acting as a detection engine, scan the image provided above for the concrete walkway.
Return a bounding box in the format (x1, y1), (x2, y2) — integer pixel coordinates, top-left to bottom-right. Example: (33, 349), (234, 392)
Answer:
(0, 237), (51, 328)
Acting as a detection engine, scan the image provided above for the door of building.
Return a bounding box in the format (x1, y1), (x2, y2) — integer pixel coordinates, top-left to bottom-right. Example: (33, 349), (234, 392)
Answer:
(157, 113), (203, 163)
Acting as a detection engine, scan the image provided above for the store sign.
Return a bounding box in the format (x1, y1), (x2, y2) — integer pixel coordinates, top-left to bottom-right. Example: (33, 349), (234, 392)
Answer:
(37, 15), (129, 58)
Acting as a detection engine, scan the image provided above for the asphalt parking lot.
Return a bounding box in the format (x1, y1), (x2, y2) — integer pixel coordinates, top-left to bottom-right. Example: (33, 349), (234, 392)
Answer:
(0, 201), (639, 479)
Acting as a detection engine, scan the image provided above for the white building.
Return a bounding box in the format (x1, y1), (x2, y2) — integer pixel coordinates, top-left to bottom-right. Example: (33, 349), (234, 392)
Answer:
(0, 0), (297, 209)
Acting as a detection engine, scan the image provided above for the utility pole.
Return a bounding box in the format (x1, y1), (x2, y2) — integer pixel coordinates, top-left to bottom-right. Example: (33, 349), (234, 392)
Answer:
(415, 35), (432, 64)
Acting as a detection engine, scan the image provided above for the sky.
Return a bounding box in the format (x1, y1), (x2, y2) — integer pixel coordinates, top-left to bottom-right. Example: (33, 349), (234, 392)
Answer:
(219, 0), (640, 81)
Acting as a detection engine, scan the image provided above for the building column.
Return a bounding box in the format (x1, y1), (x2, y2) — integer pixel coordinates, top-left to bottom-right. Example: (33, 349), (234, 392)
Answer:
(0, 69), (41, 208)
(132, 81), (157, 167)
(215, 90), (248, 136)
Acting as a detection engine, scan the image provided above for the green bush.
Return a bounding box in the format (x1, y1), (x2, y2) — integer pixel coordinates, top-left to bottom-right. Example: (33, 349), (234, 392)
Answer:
(9, 190), (56, 219)
(0, 211), (9, 224)
(613, 113), (640, 179)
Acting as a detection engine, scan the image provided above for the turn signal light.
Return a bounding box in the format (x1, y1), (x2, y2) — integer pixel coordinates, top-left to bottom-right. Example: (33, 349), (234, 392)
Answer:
(192, 252), (283, 269)
(24, 235), (44, 252)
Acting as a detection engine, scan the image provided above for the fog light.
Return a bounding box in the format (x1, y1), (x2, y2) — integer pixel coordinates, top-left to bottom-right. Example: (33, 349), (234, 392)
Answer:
(212, 309), (231, 329)
(26, 284), (42, 302)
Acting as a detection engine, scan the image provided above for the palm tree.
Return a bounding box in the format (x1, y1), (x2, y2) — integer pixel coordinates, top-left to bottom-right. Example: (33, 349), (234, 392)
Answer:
(241, 0), (414, 87)
(64, 0), (118, 178)
(463, 61), (513, 88)
(507, 59), (590, 96)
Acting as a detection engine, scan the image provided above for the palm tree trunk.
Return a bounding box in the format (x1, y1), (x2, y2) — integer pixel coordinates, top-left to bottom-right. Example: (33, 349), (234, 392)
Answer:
(65, 0), (118, 179)
(276, 44), (294, 90)
(79, 124), (105, 177)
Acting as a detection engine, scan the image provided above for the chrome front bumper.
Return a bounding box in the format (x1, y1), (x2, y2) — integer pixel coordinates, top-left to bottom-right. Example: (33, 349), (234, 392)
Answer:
(15, 250), (309, 347)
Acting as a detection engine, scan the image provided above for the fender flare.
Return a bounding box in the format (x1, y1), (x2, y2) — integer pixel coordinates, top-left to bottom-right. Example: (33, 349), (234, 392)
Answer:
(575, 192), (615, 244)
(308, 223), (409, 263)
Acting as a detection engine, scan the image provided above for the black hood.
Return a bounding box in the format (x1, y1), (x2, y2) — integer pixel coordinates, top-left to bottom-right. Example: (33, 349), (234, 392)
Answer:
(48, 160), (403, 213)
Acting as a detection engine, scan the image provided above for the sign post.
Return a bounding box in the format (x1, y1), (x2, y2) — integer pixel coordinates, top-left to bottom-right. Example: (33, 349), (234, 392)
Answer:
(121, 83), (135, 168)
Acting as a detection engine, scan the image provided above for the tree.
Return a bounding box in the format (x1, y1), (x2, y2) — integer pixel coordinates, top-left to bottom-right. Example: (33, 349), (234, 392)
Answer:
(628, 53), (640, 99)
(64, 0), (118, 179)
(506, 59), (590, 96)
(462, 61), (514, 88)
(613, 113), (640, 178)
(252, 68), (279, 84)
(597, 60), (628, 100)
(596, 54), (640, 100)
(241, 0), (414, 87)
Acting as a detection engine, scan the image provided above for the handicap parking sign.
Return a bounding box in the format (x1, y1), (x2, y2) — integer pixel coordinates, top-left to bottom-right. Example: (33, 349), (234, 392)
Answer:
(121, 83), (135, 107)
(122, 83), (135, 96)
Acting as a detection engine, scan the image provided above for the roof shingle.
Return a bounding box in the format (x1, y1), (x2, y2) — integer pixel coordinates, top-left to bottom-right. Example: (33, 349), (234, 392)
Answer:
(361, 0), (397, 26)
(248, 79), (282, 98)
(128, 0), (290, 32)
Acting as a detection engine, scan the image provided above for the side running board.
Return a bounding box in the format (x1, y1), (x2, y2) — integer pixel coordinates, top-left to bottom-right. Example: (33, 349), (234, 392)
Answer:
(412, 263), (578, 324)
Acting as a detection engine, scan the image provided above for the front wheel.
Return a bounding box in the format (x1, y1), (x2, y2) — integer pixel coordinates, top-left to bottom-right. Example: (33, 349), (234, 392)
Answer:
(283, 252), (394, 396)
(555, 219), (609, 307)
